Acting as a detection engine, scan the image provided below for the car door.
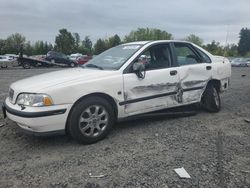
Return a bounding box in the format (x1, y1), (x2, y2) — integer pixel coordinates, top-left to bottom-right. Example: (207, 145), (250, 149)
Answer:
(122, 43), (180, 115)
(172, 42), (212, 104)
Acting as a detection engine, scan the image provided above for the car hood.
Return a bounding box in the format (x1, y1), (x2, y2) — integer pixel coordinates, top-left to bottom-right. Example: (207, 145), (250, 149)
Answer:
(10, 68), (117, 93)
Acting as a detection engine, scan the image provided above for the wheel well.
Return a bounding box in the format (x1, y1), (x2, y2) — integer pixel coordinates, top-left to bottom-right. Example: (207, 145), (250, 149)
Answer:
(65, 93), (118, 134)
(207, 79), (221, 92)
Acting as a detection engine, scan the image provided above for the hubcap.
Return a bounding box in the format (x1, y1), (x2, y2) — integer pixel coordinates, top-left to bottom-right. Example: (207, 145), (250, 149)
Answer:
(78, 105), (108, 137)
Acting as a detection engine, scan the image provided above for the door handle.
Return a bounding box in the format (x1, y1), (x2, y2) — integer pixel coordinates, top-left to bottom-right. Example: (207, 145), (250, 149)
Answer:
(170, 70), (177, 76)
(206, 66), (212, 70)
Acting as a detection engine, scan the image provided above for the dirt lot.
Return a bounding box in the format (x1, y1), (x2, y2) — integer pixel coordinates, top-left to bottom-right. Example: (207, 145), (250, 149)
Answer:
(0, 67), (249, 188)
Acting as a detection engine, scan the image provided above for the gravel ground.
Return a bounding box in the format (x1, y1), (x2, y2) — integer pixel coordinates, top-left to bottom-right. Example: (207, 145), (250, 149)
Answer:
(0, 67), (249, 188)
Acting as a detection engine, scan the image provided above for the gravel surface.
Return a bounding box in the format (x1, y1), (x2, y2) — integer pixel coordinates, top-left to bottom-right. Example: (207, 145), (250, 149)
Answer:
(0, 67), (249, 188)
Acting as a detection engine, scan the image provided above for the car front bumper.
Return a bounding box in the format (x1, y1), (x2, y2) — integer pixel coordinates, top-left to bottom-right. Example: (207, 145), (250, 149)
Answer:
(2, 98), (72, 135)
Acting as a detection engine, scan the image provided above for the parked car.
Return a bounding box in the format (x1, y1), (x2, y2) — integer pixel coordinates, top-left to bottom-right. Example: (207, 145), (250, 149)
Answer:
(2, 40), (231, 144)
(69, 53), (82, 61)
(0, 55), (13, 68)
(246, 59), (250, 67)
(4, 54), (18, 60)
(76, 55), (92, 65)
(45, 51), (77, 67)
(231, 58), (248, 67)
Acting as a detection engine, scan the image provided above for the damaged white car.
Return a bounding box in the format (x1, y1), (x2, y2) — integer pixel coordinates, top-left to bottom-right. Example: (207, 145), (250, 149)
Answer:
(2, 40), (231, 144)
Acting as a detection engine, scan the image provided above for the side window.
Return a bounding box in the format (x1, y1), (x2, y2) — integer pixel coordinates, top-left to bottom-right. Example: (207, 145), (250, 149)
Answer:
(137, 44), (172, 70)
(195, 48), (211, 63)
(174, 43), (201, 66)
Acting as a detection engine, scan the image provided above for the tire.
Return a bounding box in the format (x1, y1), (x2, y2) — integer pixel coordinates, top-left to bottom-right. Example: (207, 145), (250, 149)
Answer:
(22, 62), (31, 69)
(67, 96), (115, 144)
(201, 84), (221, 112)
(69, 62), (75, 67)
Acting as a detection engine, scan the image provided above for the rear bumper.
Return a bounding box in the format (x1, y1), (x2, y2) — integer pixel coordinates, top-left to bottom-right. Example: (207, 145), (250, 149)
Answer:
(3, 98), (72, 134)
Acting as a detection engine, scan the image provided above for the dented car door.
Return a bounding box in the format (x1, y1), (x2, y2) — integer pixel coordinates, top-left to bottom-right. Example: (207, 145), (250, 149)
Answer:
(173, 42), (212, 104)
(122, 43), (180, 114)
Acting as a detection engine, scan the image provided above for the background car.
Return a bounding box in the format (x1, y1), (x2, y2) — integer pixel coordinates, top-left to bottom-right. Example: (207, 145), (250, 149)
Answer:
(4, 54), (18, 60)
(245, 58), (250, 66)
(0, 55), (13, 68)
(231, 58), (248, 67)
(45, 51), (77, 67)
(69, 53), (82, 61)
(76, 55), (92, 65)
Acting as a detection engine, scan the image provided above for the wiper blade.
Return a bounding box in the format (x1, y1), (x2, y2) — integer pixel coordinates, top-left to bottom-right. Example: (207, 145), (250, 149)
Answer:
(85, 64), (103, 70)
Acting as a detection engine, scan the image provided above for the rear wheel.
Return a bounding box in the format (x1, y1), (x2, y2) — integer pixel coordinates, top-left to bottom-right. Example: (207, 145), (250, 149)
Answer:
(22, 62), (31, 69)
(67, 96), (115, 144)
(201, 84), (221, 112)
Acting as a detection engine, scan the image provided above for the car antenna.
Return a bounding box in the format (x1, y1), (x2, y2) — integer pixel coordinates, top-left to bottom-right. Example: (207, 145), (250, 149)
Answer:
(223, 25), (229, 63)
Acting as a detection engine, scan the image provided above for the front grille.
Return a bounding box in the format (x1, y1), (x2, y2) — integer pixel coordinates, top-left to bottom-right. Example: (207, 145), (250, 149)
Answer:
(9, 88), (14, 102)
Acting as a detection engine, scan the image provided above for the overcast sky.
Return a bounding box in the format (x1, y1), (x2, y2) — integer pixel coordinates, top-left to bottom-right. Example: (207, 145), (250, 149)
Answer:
(0, 0), (249, 45)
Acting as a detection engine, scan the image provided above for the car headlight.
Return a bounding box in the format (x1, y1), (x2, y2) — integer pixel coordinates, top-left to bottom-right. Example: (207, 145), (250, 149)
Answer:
(16, 93), (54, 107)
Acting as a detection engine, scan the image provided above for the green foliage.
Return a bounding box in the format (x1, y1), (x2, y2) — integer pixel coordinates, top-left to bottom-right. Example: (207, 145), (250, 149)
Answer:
(0, 39), (6, 54)
(224, 44), (238, 57)
(55, 28), (75, 54)
(124, 28), (172, 42)
(238, 28), (250, 56)
(107, 34), (121, 48)
(82, 36), (93, 55)
(94, 39), (107, 55)
(184, 34), (203, 46)
(73, 33), (81, 51)
(4, 33), (26, 54)
(2, 27), (250, 58)
(31, 41), (53, 55)
(203, 41), (224, 56)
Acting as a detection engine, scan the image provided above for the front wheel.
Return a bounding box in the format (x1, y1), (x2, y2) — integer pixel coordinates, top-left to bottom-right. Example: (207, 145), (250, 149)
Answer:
(67, 96), (115, 144)
(201, 84), (221, 112)
(69, 62), (75, 67)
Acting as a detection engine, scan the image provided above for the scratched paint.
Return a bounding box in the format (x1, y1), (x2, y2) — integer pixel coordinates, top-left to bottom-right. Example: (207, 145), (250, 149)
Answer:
(131, 82), (178, 94)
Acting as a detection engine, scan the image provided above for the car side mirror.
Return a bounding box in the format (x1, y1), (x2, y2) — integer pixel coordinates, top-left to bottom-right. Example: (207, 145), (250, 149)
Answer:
(133, 62), (146, 79)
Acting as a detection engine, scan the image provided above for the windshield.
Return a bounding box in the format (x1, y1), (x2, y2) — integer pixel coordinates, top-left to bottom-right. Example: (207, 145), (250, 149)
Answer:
(83, 44), (142, 70)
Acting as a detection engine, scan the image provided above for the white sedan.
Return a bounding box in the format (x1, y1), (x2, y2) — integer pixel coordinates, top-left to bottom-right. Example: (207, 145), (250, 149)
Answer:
(2, 40), (231, 144)
(0, 55), (12, 68)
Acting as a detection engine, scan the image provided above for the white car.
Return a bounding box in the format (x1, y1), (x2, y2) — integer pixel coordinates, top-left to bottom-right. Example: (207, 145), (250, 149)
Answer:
(69, 53), (83, 61)
(2, 40), (231, 144)
(0, 55), (12, 68)
(246, 59), (250, 67)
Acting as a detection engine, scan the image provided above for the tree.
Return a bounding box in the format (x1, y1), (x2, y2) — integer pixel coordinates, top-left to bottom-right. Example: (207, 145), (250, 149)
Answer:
(225, 44), (238, 57)
(184, 34), (203, 46)
(107, 34), (121, 48)
(4, 33), (26, 54)
(238, 28), (250, 56)
(55, 28), (75, 54)
(73, 32), (81, 52)
(124, 28), (173, 42)
(0, 39), (6, 54)
(23, 41), (34, 56)
(31, 41), (53, 55)
(204, 40), (224, 56)
(94, 39), (107, 54)
(82, 36), (93, 54)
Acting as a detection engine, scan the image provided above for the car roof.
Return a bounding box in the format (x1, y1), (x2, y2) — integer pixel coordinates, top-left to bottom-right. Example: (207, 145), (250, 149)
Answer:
(122, 40), (193, 46)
